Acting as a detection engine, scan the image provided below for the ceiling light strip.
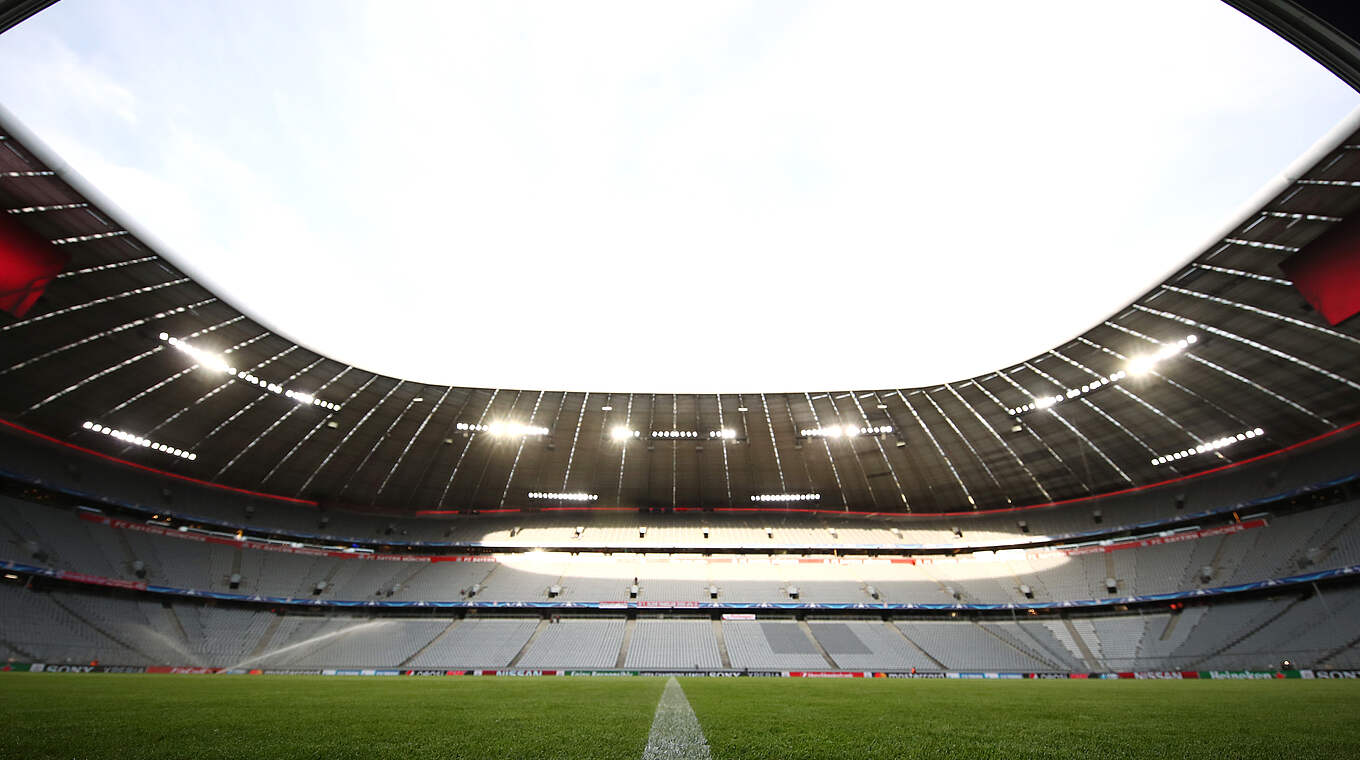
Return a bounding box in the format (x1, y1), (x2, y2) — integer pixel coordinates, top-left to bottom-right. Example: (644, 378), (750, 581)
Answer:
(1261, 210), (1342, 222)
(1152, 428), (1264, 465)
(1296, 178), (1360, 187)
(55, 254), (157, 278)
(376, 386), (454, 500)
(341, 384), (425, 501)
(27, 343), (165, 412)
(1221, 236), (1298, 252)
(263, 368), (363, 485)
(986, 372), (1093, 495)
(558, 391), (591, 494)
(922, 390), (1006, 497)
(896, 390), (977, 506)
(49, 230), (128, 246)
(801, 392), (848, 507)
(499, 391), (546, 507)
(1160, 285), (1360, 347)
(299, 379), (402, 493)
(81, 421), (196, 461)
(758, 394), (787, 493)
(614, 393), (636, 504)
(1, 277), (190, 333)
(6, 201), (89, 215)
(438, 389), (499, 507)
(715, 395), (734, 505)
(668, 396), (678, 508)
(1190, 263), (1291, 286)
(848, 392), (910, 507)
(947, 382), (1049, 502)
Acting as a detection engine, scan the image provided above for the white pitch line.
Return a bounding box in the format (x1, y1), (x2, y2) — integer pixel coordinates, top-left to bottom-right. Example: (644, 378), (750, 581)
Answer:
(642, 677), (712, 760)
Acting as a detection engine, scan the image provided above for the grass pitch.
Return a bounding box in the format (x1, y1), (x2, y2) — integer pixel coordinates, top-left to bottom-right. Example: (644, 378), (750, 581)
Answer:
(1, 674), (1358, 759)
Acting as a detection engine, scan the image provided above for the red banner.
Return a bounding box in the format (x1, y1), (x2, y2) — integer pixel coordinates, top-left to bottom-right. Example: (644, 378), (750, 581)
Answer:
(0, 214), (68, 318)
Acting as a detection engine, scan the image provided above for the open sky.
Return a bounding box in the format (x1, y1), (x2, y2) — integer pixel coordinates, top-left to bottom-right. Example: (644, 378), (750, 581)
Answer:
(1, 0), (1356, 393)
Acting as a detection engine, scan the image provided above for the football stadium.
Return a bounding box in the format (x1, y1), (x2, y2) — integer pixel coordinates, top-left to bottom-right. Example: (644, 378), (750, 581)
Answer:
(2, 1), (1360, 758)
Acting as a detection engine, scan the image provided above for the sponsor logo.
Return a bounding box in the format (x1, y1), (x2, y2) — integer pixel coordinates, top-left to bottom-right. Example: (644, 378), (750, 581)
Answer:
(788, 672), (865, 678)
(1312, 670), (1360, 679)
(1134, 671), (1181, 679)
(877, 672), (947, 679)
(33, 664), (95, 673)
(1206, 670), (1278, 680)
(403, 670), (449, 677)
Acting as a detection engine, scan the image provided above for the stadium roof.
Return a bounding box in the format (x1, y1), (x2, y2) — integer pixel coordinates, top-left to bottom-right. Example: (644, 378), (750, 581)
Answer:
(3, 1), (1357, 394)
(1, 1), (1360, 515)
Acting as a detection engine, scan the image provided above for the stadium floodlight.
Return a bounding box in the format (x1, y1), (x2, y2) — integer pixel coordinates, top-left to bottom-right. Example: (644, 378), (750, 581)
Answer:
(611, 426), (638, 441)
(1008, 337), (1194, 415)
(458, 421), (549, 437)
(486, 421), (550, 437)
(801, 424), (892, 438)
(527, 491), (598, 501)
(750, 493), (821, 502)
(159, 334), (338, 410)
(81, 422), (197, 461)
(1150, 427), (1263, 465)
(708, 428), (737, 439)
(1126, 335), (1196, 377)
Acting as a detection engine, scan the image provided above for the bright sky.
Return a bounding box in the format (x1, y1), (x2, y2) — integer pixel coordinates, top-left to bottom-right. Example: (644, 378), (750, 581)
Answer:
(1, 1), (1356, 393)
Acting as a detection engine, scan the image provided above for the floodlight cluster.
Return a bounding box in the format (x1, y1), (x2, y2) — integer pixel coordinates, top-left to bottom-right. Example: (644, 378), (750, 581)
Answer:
(1151, 428), (1264, 466)
(799, 424), (893, 438)
(750, 493), (821, 502)
(528, 491), (599, 501)
(456, 421), (550, 437)
(1008, 335), (1198, 415)
(158, 334), (339, 410)
(82, 421), (196, 460)
(611, 426), (642, 441)
(647, 428), (734, 440)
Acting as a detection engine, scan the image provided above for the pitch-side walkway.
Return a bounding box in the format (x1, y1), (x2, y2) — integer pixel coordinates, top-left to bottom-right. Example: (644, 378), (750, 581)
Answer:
(641, 677), (712, 760)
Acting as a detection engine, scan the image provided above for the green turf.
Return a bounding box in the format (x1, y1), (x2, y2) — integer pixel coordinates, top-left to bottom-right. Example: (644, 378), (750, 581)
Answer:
(2, 674), (1358, 759)
(0, 673), (664, 760)
(682, 678), (1360, 759)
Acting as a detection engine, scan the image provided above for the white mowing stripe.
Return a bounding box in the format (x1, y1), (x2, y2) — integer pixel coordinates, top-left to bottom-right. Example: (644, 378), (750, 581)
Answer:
(642, 677), (712, 760)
